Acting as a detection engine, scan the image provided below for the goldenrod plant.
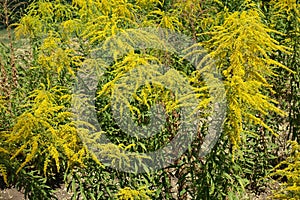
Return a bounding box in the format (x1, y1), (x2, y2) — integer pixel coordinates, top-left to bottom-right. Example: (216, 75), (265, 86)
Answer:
(4, 84), (94, 173)
(266, 0), (300, 199)
(116, 186), (153, 200)
(270, 141), (300, 199)
(269, 0), (299, 142)
(199, 8), (291, 150)
(0, 0), (298, 199)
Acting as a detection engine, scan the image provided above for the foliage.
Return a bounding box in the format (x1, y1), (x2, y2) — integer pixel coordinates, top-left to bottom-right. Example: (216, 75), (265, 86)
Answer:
(0, 0), (30, 28)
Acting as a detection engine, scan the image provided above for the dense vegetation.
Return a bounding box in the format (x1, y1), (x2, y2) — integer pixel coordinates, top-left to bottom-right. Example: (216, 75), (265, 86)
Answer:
(0, 0), (299, 199)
